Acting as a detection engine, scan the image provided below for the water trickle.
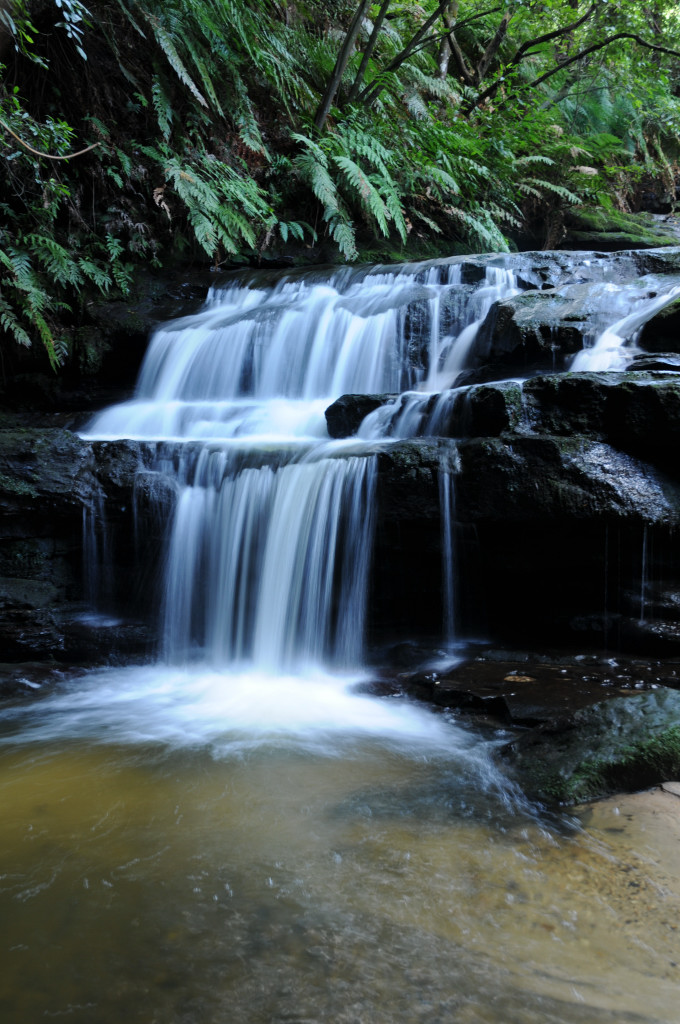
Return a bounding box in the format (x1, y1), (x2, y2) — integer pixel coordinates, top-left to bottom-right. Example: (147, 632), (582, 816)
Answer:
(81, 494), (114, 613)
(639, 525), (649, 625)
(571, 277), (680, 372)
(439, 467), (458, 644)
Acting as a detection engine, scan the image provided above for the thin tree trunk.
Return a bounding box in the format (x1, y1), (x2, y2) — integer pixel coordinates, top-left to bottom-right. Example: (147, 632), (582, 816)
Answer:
(347, 0), (391, 105)
(438, 2), (458, 79)
(314, 0), (372, 131)
(358, 0), (455, 107)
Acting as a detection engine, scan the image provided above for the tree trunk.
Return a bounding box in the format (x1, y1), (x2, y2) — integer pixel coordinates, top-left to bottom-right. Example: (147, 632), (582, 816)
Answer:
(313, 0), (372, 131)
(438, 2), (458, 79)
(347, 0), (391, 105)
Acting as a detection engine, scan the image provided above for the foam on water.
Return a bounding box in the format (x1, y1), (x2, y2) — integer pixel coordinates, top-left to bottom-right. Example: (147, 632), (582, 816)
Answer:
(0, 663), (489, 763)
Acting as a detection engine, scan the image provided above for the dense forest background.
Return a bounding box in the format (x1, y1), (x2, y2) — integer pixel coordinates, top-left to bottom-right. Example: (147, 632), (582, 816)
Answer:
(1, 0), (679, 369)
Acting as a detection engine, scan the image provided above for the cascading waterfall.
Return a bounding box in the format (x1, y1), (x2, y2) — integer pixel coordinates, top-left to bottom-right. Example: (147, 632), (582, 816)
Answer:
(162, 452), (376, 669)
(82, 260), (524, 666)
(81, 254), (680, 671)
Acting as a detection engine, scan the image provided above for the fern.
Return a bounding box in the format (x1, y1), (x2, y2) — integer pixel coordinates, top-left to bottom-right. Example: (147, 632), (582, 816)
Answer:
(333, 155), (390, 235)
(327, 215), (358, 261)
(151, 75), (174, 141)
(26, 234), (83, 287)
(141, 12), (208, 107)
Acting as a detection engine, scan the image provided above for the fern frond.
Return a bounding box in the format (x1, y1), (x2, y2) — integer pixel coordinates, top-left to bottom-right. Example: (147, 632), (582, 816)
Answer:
(333, 155), (389, 235)
(327, 215), (358, 261)
(151, 75), (173, 141)
(26, 234), (83, 287)
(142, 13), (208, 108)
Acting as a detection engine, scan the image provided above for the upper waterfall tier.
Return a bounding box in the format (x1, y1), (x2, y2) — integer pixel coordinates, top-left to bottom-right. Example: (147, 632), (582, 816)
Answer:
(82, 260), (519, 442)
(81, 249), (680, 444)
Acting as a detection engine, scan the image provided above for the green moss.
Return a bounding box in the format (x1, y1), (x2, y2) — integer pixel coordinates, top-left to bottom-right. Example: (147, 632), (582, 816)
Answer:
(0, 472), (38, 498)
(553, 726), (680, 804)
(504, 690), (680, 805)
(565, 206), (678, 250)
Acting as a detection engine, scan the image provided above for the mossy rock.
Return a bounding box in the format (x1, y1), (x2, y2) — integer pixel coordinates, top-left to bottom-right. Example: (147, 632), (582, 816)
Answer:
(500, 688), (680, 804)
(564, 207), (679, 251)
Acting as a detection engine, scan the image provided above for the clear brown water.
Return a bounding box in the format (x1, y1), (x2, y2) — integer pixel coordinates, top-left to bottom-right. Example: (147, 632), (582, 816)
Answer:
(1, 665), (679, 1024)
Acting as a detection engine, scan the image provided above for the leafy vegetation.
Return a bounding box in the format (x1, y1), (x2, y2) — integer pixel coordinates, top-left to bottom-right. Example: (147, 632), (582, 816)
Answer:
(1, 0), (680, 367)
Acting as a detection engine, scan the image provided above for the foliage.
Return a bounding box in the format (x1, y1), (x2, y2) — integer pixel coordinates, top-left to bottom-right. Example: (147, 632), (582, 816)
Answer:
(0, 0), (679, 367)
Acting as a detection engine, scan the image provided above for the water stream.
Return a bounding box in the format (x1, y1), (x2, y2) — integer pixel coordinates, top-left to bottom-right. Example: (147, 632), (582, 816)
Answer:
(3, 255), (680, 1022)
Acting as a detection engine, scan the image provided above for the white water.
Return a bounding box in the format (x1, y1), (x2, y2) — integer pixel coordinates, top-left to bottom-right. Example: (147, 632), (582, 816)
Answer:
(571, 277), (680, 371)
(83, 263), (478, 443)
(79, 262), (522, 678)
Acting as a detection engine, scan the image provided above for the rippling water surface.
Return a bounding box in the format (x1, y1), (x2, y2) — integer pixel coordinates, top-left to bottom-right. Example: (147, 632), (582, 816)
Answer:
(1, 666), (679, 1024)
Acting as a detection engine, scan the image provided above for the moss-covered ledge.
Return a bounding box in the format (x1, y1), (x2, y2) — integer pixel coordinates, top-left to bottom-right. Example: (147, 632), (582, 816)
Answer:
(499, 688), (680, 804)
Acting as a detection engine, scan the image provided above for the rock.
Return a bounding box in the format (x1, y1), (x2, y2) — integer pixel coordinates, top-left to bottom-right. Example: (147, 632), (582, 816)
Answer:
(0, 426), (156, 664)
(633, 247), (680, 276)
(500, 688), (680, 804)
(466, 281), (638, 376)
(629, 353), (680, 372)
(325, 394), (396, 438)
(563, 207), (680, 251)
(455, 434), (680, 526)
(469, 291), (582, 373)
(515, 372), (680, 475)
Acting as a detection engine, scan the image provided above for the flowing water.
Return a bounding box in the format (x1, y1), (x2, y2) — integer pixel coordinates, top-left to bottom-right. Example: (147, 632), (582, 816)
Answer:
(4, 255), (680, 1023)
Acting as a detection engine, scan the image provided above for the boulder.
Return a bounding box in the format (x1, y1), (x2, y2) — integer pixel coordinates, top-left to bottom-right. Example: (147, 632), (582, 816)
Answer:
(500, 688), (680, 804)
(468, 286), (612, 376)
(325, 394), (396, 438)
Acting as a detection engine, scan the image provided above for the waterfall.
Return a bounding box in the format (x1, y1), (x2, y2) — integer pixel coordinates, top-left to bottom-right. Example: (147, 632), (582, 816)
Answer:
(439, 469), (457, 644)
(162, 453), (376, 669)
(571, 279), (680, 372)
(80, 254), (680, 672)
(80, 259), (526, 667)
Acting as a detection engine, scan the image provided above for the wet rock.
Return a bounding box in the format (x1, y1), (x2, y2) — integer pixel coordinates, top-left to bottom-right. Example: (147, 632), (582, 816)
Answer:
(0, 426), (157, 664)
(455, 435), (680, 526)
(325, 394), (396, 438)
(516, 372), (680, 475)
(633, 247), (680, 276)
(500, 688), (680, 804)
(0, 428), (96, 514)
(454, 381), (524, 437)
(469, 290), (585, 374)
(58, 614), (155, 663)
(629, 353), (680, 372)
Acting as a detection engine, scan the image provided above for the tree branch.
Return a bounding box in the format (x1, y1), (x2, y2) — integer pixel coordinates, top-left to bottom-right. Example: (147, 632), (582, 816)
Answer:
(529, 32), (680, 91)
(0, 117), (100, 160)
(470, 31), (680, 116)
(463, 3), (600, 112)
(474, 12), (511, 86)
(357, 0), (456, 107)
